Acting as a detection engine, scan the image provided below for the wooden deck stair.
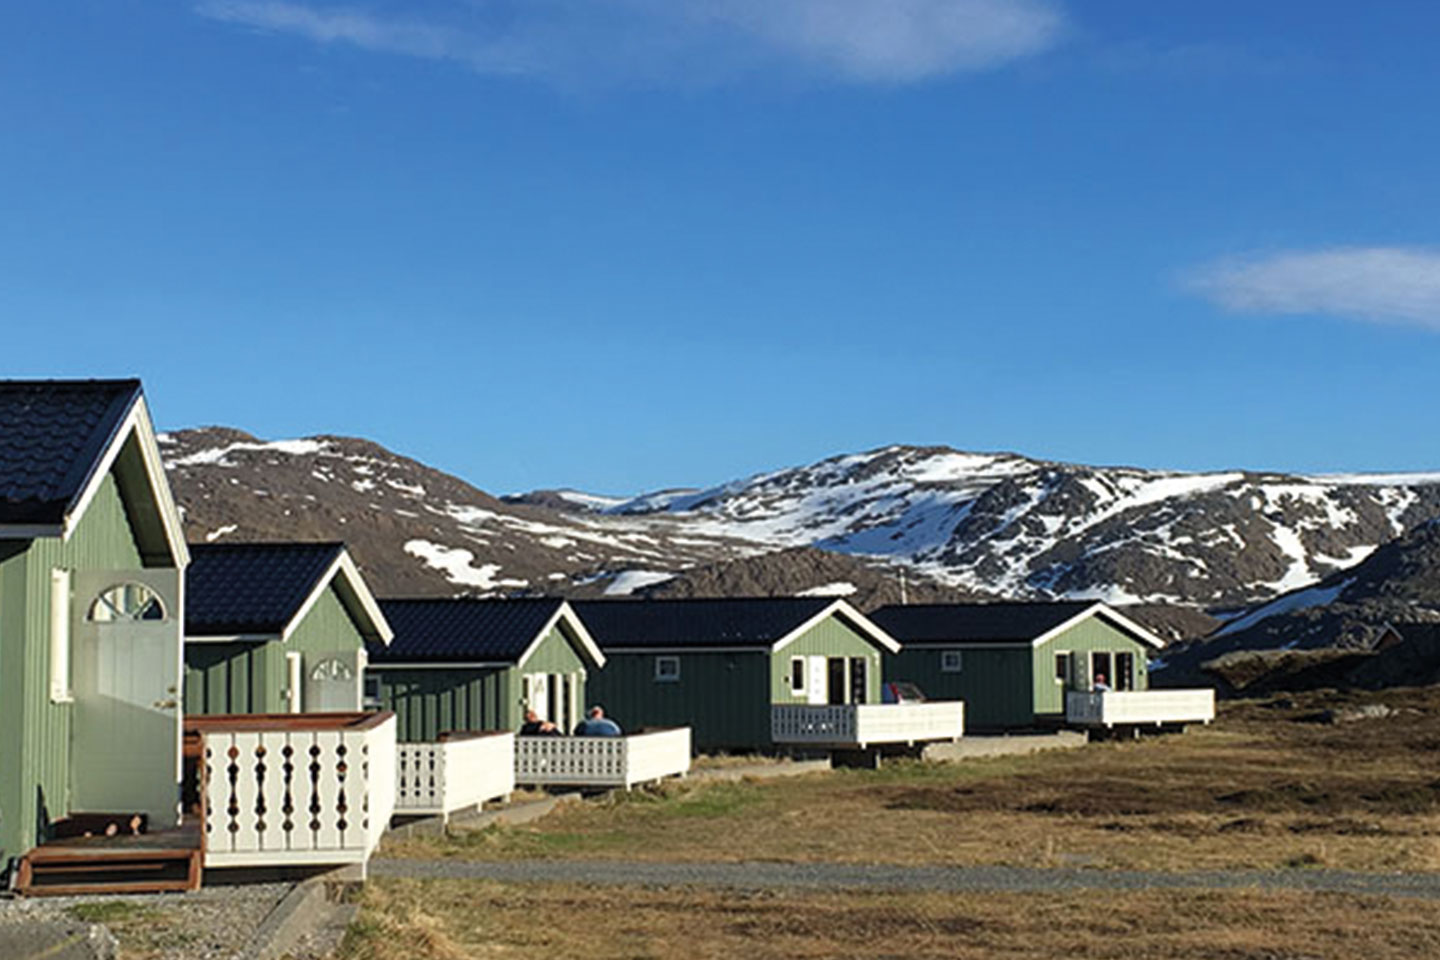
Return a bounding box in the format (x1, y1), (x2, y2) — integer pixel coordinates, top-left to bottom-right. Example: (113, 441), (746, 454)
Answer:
(15, 817), (202, 896)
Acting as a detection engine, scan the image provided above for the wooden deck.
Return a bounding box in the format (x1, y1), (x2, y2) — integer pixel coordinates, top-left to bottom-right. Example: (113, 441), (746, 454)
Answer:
(17, 820), (203, 896)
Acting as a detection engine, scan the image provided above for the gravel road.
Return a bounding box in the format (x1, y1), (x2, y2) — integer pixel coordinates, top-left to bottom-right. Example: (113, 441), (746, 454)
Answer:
(372, 857), (1440, 899)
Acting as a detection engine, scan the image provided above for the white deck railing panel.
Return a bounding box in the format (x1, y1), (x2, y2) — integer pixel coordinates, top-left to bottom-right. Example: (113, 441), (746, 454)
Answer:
(395, 733), (515, 818)
(200, 714), (397, 868)
(514, 728), (691, 788)
(771, 702), (965, 747)
(1066, 689), (1216, 727)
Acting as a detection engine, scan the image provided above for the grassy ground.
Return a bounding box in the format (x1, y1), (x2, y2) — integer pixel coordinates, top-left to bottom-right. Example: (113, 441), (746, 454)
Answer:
(385, 688), (1440, 873)
(340, 877), (1440, 960)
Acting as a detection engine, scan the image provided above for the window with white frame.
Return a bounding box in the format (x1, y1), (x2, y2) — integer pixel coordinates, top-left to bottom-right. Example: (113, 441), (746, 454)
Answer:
(789, 656), (805, 694)
(655, 655), (680, 682)
(940, 650), (963, 673)
(1054, 651), (1071, 684)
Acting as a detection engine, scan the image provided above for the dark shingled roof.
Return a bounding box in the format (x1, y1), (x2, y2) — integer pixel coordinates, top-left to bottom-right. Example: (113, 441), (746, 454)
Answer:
(0, 379), (142, 526)
(187, 542), (346, 636)
(870, 602), (1100, 645)
(373, 598), (567, 663)
(571, 598), (837, 650)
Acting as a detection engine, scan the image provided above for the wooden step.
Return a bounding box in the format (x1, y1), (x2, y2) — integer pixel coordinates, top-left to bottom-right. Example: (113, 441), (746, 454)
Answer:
(17, 846), (202, 896)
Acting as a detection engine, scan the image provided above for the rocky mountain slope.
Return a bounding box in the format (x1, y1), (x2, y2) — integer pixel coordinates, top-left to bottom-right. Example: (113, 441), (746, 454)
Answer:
(161, 428), (761, 598)
(1154, 520), (1440, 685)
(162, 429), (1440, 614)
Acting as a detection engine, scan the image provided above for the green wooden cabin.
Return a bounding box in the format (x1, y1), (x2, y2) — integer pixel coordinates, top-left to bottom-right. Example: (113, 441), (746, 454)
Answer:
(872, 602), (1166, 731)
(368, 598), (605, 742)
(183, 542), (392, 715)
(0, 380), (190, 875)
(574, 598), (902, 752)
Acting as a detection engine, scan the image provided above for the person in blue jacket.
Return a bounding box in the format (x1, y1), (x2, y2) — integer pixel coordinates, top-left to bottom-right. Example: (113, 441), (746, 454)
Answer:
(573, 705), (623, 737)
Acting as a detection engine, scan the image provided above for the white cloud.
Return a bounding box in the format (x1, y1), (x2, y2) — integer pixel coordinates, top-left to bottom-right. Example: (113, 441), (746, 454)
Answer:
(1184, 247), (1440, 331)
(195, 0), (1066, 85)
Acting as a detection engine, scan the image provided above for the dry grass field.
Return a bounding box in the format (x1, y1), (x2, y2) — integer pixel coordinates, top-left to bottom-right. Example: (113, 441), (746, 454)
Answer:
(386, 689), (1440, 873)
(340, 877), (1440, 960)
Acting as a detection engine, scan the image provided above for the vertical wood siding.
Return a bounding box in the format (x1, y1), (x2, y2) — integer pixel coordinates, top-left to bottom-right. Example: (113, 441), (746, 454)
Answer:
(0, 473), (147, 866)
(771, 617), (883, 704)
(587, 650), (770, 751)
(376, 668), (508, 742)
(1031, 619), (1151, 716)
(882, 615), (1154, 731)
(373, 624), (590, 742)
(884, 646), (1033, 729)
(183, 583), (369, 716)
(586, 614), (894, 752)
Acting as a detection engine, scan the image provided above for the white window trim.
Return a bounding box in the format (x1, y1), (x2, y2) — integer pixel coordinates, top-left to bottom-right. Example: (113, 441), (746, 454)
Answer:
(654, 655), (681, 683)
(285, 651), (303, 713)
(50, 569), (72, 703)
(789, 656), (805, 695)
(1054, 650), (1071, 684)
(939, 649), (963, 674)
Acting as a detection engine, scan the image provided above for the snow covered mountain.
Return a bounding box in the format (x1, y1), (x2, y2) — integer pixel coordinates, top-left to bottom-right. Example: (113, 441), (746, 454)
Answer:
(570, 446), (1440, 606)
(162, 429), (1440, 610)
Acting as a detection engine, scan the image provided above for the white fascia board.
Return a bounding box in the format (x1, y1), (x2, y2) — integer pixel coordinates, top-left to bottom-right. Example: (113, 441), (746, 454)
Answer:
(518, 601), (606, 670)
(771, 599), (902, 655)
(603, 645), (766, 655)
(368, 661), (510, 670)
(279, 548), (393, 646)
(1027, 603), (1167, 651)
(334, 549), (394, 645)
(1090, 604), (1168, 650)
(185, 633), (281, 644)
(64, 395), (191, 568)
(900, 641), (1029, 650)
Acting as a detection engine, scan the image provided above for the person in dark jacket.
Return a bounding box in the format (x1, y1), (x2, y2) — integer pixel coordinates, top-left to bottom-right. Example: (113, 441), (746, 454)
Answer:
(519, 709), (561, 736)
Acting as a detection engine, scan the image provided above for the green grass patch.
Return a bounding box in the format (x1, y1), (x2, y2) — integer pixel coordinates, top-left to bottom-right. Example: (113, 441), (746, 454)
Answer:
(66, 901), (160, 925)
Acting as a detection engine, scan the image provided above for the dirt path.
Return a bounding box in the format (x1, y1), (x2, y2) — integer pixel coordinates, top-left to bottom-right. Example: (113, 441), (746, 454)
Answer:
(372, 857), (1440, 899)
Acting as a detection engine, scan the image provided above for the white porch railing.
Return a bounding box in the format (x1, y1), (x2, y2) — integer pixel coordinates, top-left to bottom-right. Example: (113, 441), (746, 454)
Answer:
(1066, 689), (1216, 728)
(395, 732), (515, 820)
(193, 712), (397, 869)
(771, 702), (965, 748)
(514, 728), (692, 788)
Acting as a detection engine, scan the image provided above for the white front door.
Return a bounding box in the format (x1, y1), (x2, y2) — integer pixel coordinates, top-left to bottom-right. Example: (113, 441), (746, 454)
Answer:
(524, 673), (549, 721)
(71, 570), (182, 829)
(303, 650), (362, 712)
(806, 655), (827, 705)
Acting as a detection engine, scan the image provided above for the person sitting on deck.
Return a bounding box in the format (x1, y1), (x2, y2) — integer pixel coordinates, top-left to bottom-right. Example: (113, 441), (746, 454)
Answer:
(519, 709), (561, 736)
(1093, 673), (1111, 692)
(573, 705), (623, 737)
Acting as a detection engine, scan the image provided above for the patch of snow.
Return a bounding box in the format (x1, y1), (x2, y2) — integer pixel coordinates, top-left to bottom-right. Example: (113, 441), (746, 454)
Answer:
(603, 570), (677, 596)
(1309, 471), (1440, 486)
(403, 540), (528, 591)
(551, 490), (632, 511)
(167, 438), (328, 468)
(1215, 577), (1355, 638)
(351, 479), (376, 493)
(205, 524), (238, 542)
(796, 581), (858, 597)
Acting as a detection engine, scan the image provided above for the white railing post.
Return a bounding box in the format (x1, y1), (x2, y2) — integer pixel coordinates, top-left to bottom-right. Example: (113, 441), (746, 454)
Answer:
(199, 713), (395, 869)
(514, 729), (690, 788)
(1066, 689), (1215, 728)
(394, 733), (516, 818)
(771, 702), (963, 747)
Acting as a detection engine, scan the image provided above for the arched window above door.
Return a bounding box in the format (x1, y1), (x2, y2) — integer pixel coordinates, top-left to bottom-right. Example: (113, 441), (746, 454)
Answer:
(88, 582), (167, 622)
(309, 658), (354, 682)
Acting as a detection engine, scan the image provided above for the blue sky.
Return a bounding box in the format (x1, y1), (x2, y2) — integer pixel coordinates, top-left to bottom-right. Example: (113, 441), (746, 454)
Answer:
(3, 2), (1439, 495)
